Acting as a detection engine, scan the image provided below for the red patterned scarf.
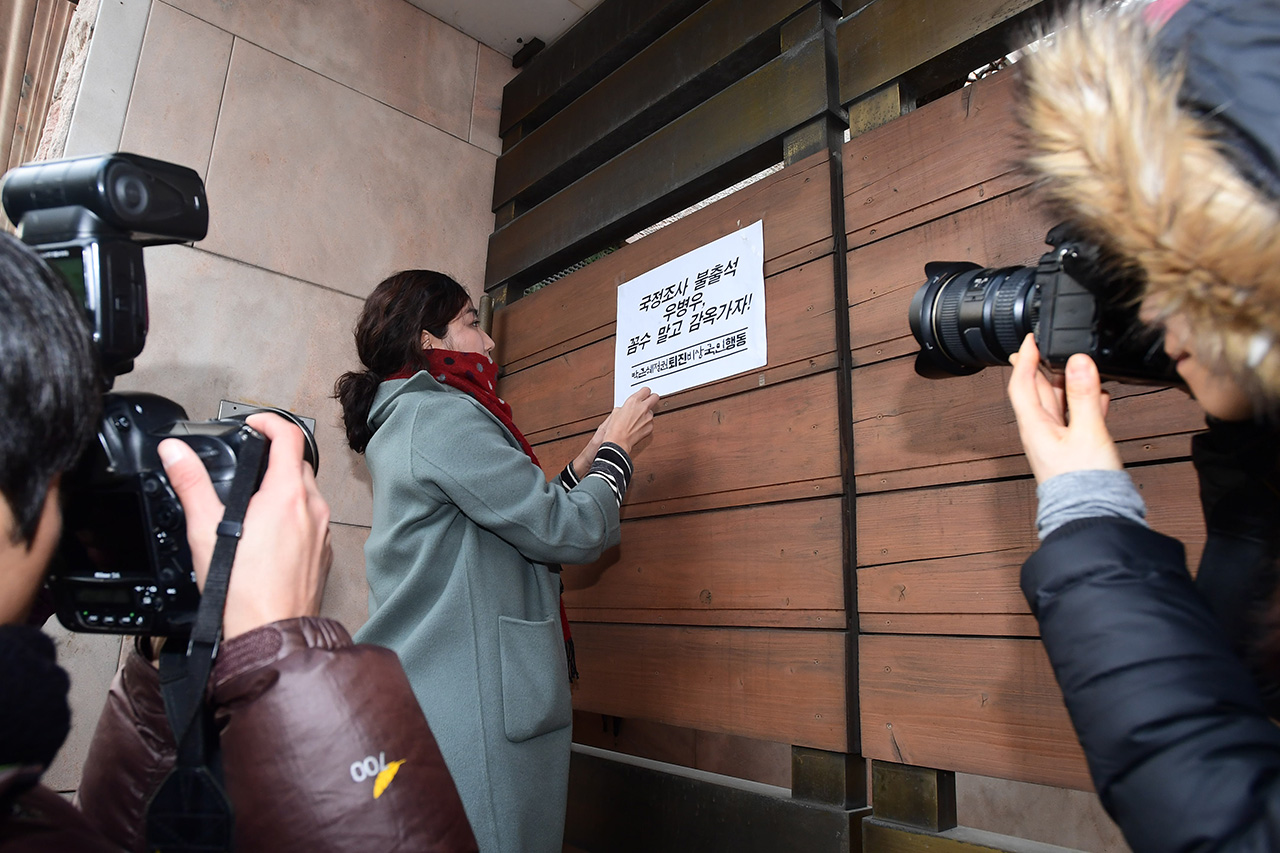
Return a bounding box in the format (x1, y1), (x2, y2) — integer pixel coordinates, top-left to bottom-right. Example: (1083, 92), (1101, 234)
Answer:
(389, 349), (577, 680)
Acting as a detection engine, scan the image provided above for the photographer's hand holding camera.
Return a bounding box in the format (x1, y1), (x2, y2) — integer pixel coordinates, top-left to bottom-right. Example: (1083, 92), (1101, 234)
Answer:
(999, 0), (1280, 850)
(156, 413), (331, 640)
(0, 199), (475, 847)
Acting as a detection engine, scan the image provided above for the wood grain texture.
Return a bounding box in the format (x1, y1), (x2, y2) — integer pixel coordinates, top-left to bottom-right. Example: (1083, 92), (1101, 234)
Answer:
(571, 621), (850, 751)
(493, 0), (809, 210)
(564, 497), (845, 625)
(843, 67), (1027, 241)
(850, 357), (1205, 481)
(860, 635), (1092, 791)
(856, 461), (1206, 568)
(535, 372), (843, 516)
(486, 33), (832, 289)
(837, 0), (1045, 110)
(500, 0), (712, 135)
(492, 150), (833, 371)
(501, 254), (837, 437)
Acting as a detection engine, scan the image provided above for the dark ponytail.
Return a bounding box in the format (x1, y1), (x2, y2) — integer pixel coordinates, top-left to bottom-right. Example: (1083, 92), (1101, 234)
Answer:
(335, 270), (470, 453)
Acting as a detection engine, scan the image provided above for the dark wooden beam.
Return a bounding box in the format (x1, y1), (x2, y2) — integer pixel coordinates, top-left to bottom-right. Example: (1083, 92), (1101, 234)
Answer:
(793, 747), (867, 809)
(486, 30), (833, 291)
(862, 821), (1031, 852)
(493, 0), (814, 212)
(870, 761), (957, 832)
(567, 746), (871, 853)
(499, 0), (712, 137)
(836, 0), (1053, 109)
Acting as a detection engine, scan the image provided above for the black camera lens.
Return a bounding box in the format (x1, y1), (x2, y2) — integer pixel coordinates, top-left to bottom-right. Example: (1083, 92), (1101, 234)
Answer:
(909, 262), (1038, 376)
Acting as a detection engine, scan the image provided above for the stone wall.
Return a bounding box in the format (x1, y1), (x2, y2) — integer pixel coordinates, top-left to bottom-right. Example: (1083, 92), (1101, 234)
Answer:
(41, 0), (515, 792)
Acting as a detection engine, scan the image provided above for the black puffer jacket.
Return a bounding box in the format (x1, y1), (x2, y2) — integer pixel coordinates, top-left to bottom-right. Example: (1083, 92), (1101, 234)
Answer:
(1022, 420), (1280, 852)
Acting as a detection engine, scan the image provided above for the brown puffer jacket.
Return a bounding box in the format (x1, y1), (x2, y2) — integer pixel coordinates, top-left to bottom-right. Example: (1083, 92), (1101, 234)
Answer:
(5, 617), (477, 853)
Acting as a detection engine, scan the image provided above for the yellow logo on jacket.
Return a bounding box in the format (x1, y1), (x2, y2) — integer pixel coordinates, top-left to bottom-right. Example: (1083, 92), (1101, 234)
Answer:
(350, 751), (406, 799)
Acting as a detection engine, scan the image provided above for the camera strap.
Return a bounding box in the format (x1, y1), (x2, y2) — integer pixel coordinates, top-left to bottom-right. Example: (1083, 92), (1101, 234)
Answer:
(148, 430), (269, 853)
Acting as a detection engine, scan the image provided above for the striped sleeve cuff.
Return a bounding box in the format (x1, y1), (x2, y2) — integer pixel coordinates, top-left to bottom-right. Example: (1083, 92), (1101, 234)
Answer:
(557, 461), (580, 492)
(584, 442), (634, 508)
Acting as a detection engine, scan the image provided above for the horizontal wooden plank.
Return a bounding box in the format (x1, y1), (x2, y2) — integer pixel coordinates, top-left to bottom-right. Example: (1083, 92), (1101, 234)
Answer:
(844, 68), (1026, 240)
(487, 32), (832, 289)
(849, 356), (1206, 479)
(493, 150), (833, 368)
(858, 551), (1031, 617)
(499, 234), (835, 378)
(860, 634), (1091, 790)
(502, 254), (837, 437)
(572, 622), (849, 750)
(494, 0), (809, 211)
(525, 352), (841, 447)
(569, 607), (845, 629)
(625, 476), (844, 520)
(847, 188), (1055, 367)
(563, 498), (845, 619)
(855, 462), (1207, 568)
(837, 0), (1045, 109)
(854, 432), (1196, 494)
(859, 613), (1041, 637)
(534, 372), (842, 514)
(500, 0), (712, 136)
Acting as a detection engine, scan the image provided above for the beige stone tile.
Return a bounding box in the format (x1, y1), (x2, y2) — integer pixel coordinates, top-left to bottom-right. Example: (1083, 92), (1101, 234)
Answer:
(200, 40), (496, 301)
(119, 2), (232, 179)
(957, 773), (1130, 852)
(471, 44), (517, 157)
(322, 523), (371, 634)
(165, 0), (477, 139)
(41, 619), (125, 793)
(113, 243), (374, 528)
(64, 0), (151, 157)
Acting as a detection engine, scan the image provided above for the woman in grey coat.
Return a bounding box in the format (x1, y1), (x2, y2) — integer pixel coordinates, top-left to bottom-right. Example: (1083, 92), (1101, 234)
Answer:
(336, 270), (658, 852)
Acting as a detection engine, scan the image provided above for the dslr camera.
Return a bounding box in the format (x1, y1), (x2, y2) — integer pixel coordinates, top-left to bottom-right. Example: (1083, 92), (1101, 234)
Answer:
(2, 153), (317, 637)
(909, 223), (1181, 384)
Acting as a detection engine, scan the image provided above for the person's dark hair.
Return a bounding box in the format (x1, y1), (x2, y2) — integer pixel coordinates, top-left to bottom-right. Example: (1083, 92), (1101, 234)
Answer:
(335, 270), (470, 453)
(0, 232), (101, 546)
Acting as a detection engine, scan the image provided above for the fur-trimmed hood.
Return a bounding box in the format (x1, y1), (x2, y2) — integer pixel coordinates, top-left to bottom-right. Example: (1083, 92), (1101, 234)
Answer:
(1020, 0), (1280, 403)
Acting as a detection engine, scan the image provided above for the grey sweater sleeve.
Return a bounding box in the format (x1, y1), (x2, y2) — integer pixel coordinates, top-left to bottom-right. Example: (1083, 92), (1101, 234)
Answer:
(1036, 469), (1148, 540)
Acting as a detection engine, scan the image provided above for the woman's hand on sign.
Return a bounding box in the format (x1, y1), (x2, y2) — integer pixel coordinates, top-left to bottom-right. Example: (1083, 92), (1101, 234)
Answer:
(158, 413), (333, 639)
(601, 387), (660, 457)
(572, 419), (611, 479)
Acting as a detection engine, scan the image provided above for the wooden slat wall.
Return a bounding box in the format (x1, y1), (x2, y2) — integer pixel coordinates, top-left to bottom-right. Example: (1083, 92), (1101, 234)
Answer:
(846, 67), (1206, 790)
(837, 0), (1054, 108)
(487, 0), (843, 292)
(494, 149), (850, 754)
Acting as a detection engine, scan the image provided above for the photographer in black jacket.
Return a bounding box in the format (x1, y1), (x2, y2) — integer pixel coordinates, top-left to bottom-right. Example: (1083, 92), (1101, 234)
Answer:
(1006, 0), (1280, 850)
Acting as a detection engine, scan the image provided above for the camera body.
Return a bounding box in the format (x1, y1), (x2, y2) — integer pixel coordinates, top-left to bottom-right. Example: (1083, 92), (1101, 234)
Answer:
(910, 224), (1181, 384)
(52, 394), (268, 635)
(2, 153), (316, 637)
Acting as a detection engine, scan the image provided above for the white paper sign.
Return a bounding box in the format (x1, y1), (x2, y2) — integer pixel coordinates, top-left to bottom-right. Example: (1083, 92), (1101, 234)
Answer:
(614, 220), (767, 406)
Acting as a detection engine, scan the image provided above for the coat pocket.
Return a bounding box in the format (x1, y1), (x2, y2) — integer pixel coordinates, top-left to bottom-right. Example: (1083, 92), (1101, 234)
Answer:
(498, 615), (572, 743)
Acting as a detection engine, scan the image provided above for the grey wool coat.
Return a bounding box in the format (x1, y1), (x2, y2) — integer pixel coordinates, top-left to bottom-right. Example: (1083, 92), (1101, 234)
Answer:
(354, 370), (621, 853)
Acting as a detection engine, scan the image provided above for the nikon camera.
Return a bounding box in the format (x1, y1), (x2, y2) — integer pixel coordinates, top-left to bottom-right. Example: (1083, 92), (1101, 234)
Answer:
(909, 224), (1181, 385)
(2, 153), (317, 637)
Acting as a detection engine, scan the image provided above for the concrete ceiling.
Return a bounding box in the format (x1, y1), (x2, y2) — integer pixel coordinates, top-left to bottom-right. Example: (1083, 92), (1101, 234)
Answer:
(405, 0), (605, 59)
